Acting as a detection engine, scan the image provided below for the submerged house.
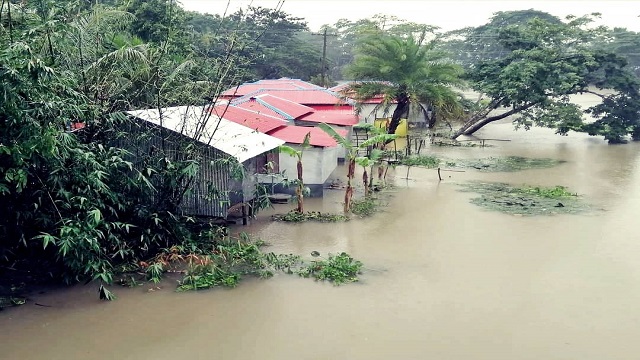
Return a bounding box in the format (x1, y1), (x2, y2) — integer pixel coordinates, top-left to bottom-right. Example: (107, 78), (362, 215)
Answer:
(208, 103), (347, 197)
(124, 106), (284, 221)
(220, 78), (323, 100)
(264, 126), (346, 197)
(232, 93), (358, 160)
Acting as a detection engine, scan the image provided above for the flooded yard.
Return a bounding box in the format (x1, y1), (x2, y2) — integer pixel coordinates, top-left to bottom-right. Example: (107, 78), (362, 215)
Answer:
(2, 121), (640, 359)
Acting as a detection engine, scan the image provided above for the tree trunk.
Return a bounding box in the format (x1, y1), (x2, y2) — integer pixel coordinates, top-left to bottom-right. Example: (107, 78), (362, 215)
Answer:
(296, 159), (304, 213)
(388, 92), (410, 135)
(344, 159), (355, 212)
(451, 101), (540, 139)
(362, 169), (369, 198)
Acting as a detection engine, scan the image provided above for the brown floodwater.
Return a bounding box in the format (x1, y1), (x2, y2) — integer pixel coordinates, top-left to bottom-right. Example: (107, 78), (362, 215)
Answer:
(2, 118), (640, 359)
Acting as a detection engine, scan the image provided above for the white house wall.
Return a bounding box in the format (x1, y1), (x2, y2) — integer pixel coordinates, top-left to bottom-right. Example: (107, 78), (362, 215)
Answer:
(276, 145), (338, 185)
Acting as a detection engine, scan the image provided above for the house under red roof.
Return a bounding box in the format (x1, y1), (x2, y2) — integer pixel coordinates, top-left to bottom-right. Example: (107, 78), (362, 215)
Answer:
(210, 105), (287, 133)
(232, 94), (314, 120)
(268, 125), (347, 147)
(233, 94), (358, 126)
(238, 89), (352, 108)
(221, 78), (322, 98)
(255, 78), (321, 89)
(232, 99), (287, 119)
(298, 110), (359, 126)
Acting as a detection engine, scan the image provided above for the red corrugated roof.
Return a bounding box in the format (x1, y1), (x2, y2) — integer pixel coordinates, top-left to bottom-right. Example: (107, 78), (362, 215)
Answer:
(211, 105), (287, 133)
(239, 89), (350, 106)
(255, 78), (321, 89)
(298, 110), (359, 126)
(268, 126), (347, 147)
(233, 94), (356, 126)
(253, 94), (314, 119)
(222, 78), (321, 98)
(233, 100), (286, 119)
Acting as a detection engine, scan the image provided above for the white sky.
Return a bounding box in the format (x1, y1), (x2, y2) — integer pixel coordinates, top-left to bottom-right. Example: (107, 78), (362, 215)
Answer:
(181, 0), (640, 32)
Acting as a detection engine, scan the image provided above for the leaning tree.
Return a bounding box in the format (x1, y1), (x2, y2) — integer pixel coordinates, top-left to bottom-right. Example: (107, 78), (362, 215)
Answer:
(450, 15), (640, 143)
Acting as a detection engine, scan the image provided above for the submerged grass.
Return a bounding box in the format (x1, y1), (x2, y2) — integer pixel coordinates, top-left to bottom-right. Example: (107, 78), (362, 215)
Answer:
(272, 210), (349, 223)
(459, 182), (587, 216)
(400, 155), (441, 168)
(351, 198), (378, 217)
(449, 156), (563, 172)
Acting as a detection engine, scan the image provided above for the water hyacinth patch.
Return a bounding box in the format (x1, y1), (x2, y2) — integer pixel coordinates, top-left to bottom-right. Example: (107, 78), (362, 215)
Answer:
(458, 182), (588, 216)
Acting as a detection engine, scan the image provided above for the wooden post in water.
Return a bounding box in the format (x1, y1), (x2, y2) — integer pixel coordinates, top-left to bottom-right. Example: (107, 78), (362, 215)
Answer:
(241, 204), (247, 225)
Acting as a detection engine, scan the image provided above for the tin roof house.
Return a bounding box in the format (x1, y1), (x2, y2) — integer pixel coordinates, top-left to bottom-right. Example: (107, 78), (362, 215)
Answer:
(209, 104), (347, 197)
(124, 106), (284, 223)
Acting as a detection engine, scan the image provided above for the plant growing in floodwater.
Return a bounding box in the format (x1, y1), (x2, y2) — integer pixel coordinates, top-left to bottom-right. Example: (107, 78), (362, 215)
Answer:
(297, 252), (363, 285)
(278, 133), (312, 213)
(350, 197), (379, 217)
(400, 155), (441, 168)
(319, 123), (396, 212)
(176, 234), (365, 290)
(272, 210), (349, 223)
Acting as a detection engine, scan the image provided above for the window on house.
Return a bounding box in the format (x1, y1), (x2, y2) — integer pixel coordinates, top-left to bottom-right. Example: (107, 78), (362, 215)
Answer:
(256, 149), (279, 174)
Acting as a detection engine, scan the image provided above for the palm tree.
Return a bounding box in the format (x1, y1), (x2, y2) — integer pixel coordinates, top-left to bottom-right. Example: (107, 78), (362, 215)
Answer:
(344, 33), (464, 134)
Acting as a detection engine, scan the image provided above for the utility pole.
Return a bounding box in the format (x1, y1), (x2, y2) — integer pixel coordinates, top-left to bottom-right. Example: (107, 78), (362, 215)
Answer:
(312, 29), (337, 88)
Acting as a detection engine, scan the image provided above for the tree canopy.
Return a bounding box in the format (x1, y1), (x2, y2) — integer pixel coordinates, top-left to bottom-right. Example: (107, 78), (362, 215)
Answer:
(452, 14), (640, 143)
(345, 32), (464, 134)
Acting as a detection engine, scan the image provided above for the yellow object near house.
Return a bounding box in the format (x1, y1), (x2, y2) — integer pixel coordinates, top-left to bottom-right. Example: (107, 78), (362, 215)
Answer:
(374, 118), (408, 137)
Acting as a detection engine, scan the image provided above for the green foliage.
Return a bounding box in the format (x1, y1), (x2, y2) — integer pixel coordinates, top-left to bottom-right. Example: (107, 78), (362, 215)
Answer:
(439, 10), (564, 68)
(520, 185), (577, 199)
(350, 198), (379, 217)
(0, 0), (261, 295)
(453, 14), (640, 142)
(272, 210), (349, 223)
(345, 33), (465, 131)
(297, 253), (363, 285)
(400, 155), (441, 168)
(99, 284), (117, 301)
(177, 234), (363, 290)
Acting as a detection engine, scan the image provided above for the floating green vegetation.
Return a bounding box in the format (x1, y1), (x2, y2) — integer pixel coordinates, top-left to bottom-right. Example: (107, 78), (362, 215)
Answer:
(297, 253), (363, 285)
(0, 296), (26, 310)
(459, 182), (587, 216)
(400, 155), (441, 168)
(272, 210), (349, 223)
(176, 234), (364, 291)
(431, 140), (488, 147)
(351, 198), (379, 217)
(451, 156), (563, 172)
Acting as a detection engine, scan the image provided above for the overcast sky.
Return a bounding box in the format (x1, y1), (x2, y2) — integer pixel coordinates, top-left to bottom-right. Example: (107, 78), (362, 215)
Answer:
(180, 0), (640, 32)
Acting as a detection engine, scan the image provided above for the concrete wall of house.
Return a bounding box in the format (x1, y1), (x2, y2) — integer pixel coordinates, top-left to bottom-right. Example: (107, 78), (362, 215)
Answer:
(257, 145), (338, 197)
(290, 121), (351, 160)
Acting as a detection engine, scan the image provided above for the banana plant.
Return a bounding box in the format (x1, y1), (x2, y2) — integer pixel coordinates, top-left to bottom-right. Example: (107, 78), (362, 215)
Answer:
(355, 148), (384, 198)
(319, 123), (396, 212)
(278, 132), (311, 213)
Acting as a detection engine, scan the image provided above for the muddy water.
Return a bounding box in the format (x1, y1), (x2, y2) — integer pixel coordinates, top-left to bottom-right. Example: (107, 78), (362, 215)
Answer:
(3, 122), (640, 360)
